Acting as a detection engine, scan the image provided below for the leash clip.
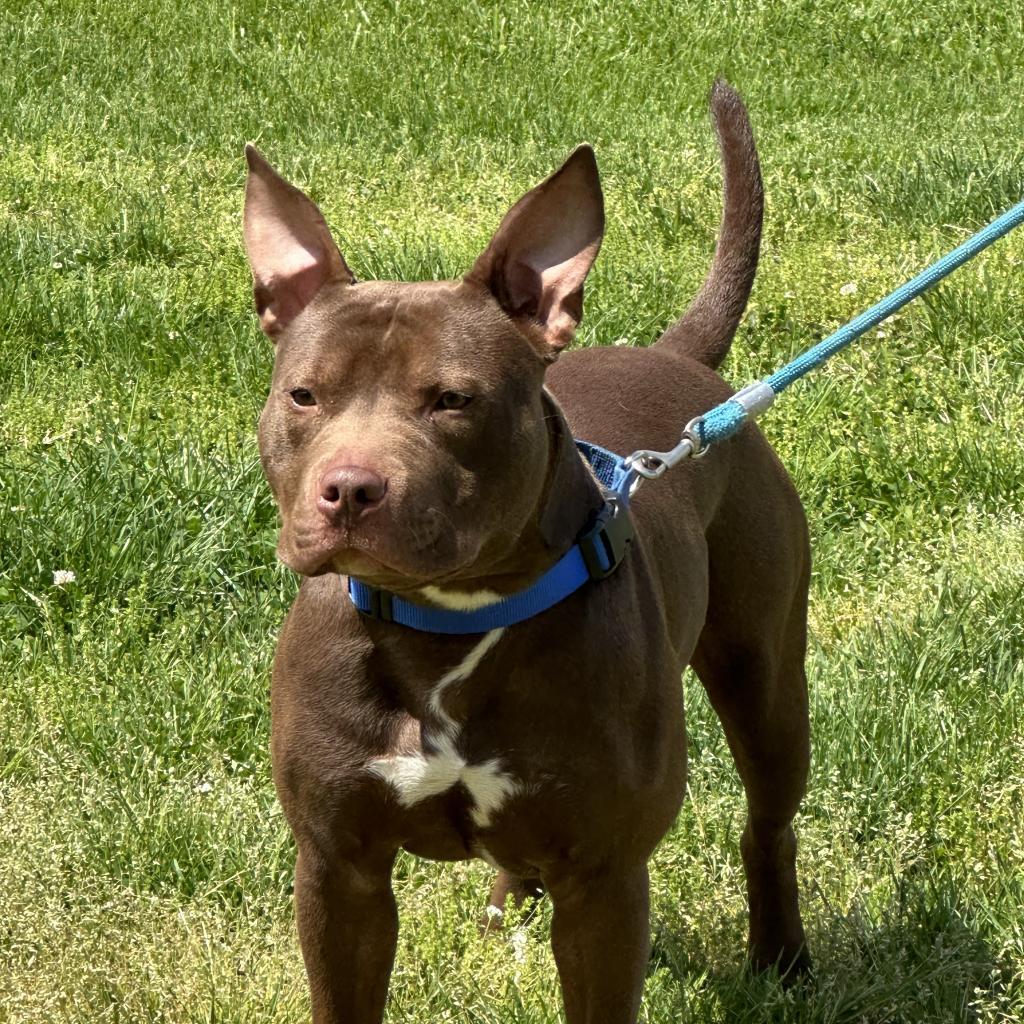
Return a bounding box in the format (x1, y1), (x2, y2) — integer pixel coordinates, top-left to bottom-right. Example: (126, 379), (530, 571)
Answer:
(578, 497), (635, 581)
(622, 381), (776, 492)
(622, 416), (707, 493)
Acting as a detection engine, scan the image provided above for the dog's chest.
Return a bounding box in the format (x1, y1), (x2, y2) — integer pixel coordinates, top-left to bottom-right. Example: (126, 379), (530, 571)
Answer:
(367, 629), (520, 829)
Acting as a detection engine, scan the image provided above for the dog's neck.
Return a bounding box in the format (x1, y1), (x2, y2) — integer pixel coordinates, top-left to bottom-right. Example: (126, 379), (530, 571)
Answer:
(536, 387), (606, 554)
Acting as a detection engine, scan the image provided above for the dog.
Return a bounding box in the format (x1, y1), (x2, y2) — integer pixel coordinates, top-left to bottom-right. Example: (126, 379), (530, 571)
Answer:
(242, 79), (811, 1023)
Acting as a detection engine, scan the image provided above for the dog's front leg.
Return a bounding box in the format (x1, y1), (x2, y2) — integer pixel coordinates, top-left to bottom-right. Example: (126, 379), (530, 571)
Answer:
(294, 844), (399, 1024)
(546, 863), (651, 1024)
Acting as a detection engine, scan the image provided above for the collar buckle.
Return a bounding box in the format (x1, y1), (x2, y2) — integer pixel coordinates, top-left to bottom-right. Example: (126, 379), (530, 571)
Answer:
(577, 498), (635, 581)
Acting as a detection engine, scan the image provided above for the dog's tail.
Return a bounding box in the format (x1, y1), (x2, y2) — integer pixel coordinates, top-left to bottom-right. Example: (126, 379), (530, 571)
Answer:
(656, 79), (763, 370)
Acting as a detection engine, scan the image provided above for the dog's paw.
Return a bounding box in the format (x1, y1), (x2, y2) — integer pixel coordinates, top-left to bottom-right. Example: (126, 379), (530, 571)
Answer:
(749, 945), (814, 988)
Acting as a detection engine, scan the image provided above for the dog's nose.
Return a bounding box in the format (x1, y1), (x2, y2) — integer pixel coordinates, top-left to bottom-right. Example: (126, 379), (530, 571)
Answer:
(317, 465), (388, 523)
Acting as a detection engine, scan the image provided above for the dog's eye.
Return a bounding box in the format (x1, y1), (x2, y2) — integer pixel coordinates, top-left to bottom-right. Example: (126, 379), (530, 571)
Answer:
(435, 391), (472, 412)
(289, 388), (317, 408)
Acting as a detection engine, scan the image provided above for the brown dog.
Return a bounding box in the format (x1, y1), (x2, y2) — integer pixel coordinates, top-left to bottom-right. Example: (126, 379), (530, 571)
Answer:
(243, 80), (810, 1023)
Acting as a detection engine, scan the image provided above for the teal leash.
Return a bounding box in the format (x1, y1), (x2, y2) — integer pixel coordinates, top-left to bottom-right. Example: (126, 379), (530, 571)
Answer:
(624, 197), (1024, 487)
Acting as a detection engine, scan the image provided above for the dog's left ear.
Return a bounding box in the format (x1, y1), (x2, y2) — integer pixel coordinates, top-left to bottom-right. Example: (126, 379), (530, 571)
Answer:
(466, 145), (604, 356)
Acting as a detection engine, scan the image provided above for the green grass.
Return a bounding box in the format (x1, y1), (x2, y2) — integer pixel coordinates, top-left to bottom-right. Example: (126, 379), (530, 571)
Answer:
(1, 1), (1023, 1020)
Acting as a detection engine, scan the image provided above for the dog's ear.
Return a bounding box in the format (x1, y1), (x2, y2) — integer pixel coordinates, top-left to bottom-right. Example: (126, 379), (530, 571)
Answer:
(243, 144), (354, 339)
(466, 145), (604, 356)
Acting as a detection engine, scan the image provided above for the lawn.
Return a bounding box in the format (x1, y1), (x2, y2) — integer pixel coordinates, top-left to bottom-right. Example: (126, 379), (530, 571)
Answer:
(1, 1), (1022, 1021)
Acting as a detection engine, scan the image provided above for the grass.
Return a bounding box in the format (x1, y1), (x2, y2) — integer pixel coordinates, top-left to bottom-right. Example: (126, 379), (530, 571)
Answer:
(1, 0), (1022, 1020)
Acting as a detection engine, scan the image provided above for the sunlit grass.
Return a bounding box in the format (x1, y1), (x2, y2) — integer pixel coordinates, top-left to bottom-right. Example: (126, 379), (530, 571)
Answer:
(1, 1), (1022, 1021)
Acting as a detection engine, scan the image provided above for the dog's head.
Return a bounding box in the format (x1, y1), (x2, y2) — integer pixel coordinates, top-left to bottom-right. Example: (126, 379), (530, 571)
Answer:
(243, 145), (603, 591)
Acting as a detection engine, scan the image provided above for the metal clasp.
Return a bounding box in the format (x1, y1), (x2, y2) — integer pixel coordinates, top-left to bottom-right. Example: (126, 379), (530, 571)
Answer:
(622, 416), (707, 495)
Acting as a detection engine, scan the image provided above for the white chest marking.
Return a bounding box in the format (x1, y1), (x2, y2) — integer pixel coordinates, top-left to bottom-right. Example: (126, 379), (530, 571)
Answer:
(368, 628), (519, 828)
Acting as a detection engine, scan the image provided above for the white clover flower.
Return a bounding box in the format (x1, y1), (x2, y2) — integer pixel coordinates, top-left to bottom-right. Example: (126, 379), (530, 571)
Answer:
(612, 337), (631, 347)
(195, 780), (214, 795)
(839, 281), (857, 295)
(52, 569), (76, 586)
(510, 928), (529, 962)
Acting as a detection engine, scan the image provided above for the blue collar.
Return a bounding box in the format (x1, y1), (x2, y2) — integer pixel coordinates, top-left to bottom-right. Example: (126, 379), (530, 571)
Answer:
(346, 440), (635, 635)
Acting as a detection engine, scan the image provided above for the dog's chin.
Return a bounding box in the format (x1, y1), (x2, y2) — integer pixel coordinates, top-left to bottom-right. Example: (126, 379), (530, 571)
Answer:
(278, 528), (471, 588)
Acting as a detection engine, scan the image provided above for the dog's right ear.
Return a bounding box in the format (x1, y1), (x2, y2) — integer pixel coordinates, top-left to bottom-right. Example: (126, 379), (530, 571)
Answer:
(243, 144), (354, 339)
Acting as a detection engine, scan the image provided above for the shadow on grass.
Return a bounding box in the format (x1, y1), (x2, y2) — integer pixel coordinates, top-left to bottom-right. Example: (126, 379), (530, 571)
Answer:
(648, 878), (1017, 1023)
